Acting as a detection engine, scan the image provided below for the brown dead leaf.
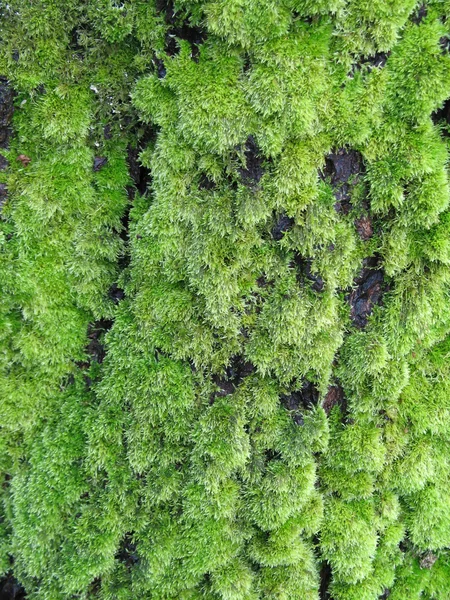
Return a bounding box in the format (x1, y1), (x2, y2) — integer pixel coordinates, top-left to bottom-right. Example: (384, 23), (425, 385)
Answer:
(17, 154), (31, 167)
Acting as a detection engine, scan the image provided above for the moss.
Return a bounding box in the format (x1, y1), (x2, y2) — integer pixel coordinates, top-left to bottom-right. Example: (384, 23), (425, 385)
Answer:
(1, 1), (450, 598)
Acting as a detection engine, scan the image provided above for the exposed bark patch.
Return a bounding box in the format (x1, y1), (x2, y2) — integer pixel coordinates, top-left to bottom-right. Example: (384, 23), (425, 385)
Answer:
(211, 376), (235, 400)
(281, 380), (319, 425)
(238, 135), (264, 188)
(103, 123), (112, 140)
(210, 355), (255, 403)
(108, 282), (125, 304)
(127, 143), (151, 196)
(157, 0), (207, 60)
(0, 183), (7, 211)
(411, 4), (427, 24)
(440, 35), (450, 54)
(155, 0), (172, 13)
(243, 54), (252, 74)
(0, 78), (14, 210)
(88, 578), (101, 596)
(93, 156), (108, 172)
(349, 52), (390, 78)
(77, 320), (113, 378)
(198, 173), (217, 190)
(322, 384), (346, 415)
(292, 252), (324, 292)
(127, 145), (140, 192)
(272, 213), (294, 241)
(432, 98), (450, 133)
(0, 575), (26, 600)
(68, 24), (97, 62)
(87, 320), (112, 365)
(252, 276), (274, 313)
(116, 533), (139, 568)
(362, 52), (389, 68)
(69, 26), (86, 60)
(322, 148), (364, 214)
(265, 448), (282, 462)
(348, 256), (386, 328)
(0, 78), (14, 150)
(120, 139), (152, 273)
(154, 56), (167, 79)
(167, 25), (206, 61)
(127, 123), (155, 196)
(355, 214), (373, 241)
(319, 561), (332, 600)
(1, 473), (11, 492)
(325, 147), (363, 184)
(419, 552), (437, 569)
(256, 275), (274, 289)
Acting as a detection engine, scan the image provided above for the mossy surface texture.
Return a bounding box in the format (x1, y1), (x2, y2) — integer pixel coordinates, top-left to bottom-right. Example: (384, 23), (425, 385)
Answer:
(1, 1), (450, 598)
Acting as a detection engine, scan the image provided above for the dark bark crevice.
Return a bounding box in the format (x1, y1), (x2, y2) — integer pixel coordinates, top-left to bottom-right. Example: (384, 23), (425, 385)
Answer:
(0, 574), (26, 600)
(271, 213), (295, 241)
(281, 380), (320, 425)
(322, 384), (346, 416)
(156, 0), (207, 60)
(347, 256), (387, 328)
(0, 77), (14, 212)
(210, 355), (255, 403)
(291, 252), (325, 292)
(318, 560), (332, 600)
(238, 135), (265, 188)
(321, 148), (365, 215)
(115, 533), (139, 569)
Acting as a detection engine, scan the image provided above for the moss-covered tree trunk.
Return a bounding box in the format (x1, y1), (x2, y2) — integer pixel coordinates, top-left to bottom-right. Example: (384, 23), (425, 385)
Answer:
(1, 1), (450, 599)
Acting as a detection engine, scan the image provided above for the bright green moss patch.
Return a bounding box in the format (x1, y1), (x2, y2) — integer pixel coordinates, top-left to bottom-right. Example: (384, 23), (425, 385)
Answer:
(1, 1), (450, 598)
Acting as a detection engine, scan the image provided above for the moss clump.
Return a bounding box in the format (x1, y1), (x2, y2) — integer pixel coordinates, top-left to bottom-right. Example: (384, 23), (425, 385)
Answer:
(1, 1), (450, 598)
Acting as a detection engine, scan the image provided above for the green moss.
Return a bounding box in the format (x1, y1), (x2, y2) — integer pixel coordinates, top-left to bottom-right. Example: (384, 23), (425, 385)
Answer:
(1, 0), (450, 598)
